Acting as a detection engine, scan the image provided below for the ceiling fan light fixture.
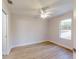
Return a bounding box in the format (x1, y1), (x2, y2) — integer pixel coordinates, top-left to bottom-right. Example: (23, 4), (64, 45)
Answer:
(40, 10), (49, 19)
(40, 13), (48, 19)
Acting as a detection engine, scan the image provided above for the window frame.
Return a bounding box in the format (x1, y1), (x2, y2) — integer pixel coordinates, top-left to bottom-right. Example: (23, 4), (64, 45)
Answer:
(59, 18), (72, 40)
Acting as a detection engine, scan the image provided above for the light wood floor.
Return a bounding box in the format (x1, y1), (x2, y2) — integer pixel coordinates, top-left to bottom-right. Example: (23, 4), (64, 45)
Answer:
(3, 42), (73, 59)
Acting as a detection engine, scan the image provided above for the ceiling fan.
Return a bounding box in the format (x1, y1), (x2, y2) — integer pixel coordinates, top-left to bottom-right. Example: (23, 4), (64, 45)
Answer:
(40, 9), (50, 19)
(40, 6), (52, 19)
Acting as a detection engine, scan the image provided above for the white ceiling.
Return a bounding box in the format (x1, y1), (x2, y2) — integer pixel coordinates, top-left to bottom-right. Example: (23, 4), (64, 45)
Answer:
(8, 0), (73, 18)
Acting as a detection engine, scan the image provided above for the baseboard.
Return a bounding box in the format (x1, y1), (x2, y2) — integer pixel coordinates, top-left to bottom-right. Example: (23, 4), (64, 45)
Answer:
(2, 47), (12, 56)
(11, 41), (73, 51)
(47, 41), (73, 51)
(11, 40), (46, 50)
(6, 40), (74, 55)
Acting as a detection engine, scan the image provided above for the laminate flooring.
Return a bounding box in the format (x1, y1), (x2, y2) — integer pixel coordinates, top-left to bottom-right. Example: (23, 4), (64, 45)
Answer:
(3, 42), (73, 59)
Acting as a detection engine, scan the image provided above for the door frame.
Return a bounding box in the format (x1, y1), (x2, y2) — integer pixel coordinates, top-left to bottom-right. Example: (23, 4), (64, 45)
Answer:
(2, 9), (8, 55)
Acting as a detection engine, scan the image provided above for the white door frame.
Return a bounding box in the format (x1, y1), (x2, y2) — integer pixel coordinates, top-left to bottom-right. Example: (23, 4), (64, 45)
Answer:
(2, 9), (8, 55)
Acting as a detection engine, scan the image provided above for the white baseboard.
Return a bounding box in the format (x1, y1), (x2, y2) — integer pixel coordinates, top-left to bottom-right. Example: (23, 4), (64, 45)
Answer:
(2, 47), (12, 56)
(3, 40), (73, 55)
(48, 40), (73, 50)
(11, 40), (46, 50)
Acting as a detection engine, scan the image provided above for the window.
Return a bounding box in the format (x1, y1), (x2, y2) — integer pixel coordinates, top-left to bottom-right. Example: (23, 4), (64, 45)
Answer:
(59, 18), (72, 40)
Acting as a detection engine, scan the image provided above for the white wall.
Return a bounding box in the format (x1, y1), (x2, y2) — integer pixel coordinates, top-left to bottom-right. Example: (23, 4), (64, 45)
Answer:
(8, 11), (75, 51)
(48, 12), (74, 49)
(11, 15), (48, 48)
(2, 0), (12, 55)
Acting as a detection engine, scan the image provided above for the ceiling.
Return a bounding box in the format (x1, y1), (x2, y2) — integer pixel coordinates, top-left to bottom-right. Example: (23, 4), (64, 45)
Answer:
(7, 0), (73, 18)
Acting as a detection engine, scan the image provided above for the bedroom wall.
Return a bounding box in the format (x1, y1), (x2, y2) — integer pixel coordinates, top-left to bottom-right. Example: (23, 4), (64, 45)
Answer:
(11, 15), (48, 48)
(48, 12), (75, 49)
